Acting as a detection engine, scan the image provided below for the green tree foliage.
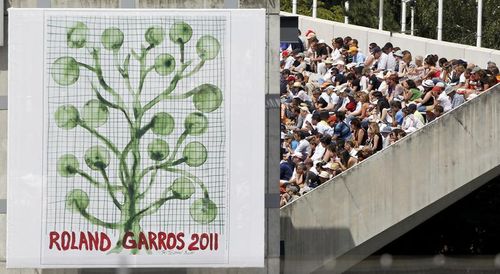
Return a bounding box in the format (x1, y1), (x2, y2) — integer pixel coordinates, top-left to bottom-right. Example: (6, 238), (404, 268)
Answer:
(281, 0), (500, 50)
(281, 0), (344, 22)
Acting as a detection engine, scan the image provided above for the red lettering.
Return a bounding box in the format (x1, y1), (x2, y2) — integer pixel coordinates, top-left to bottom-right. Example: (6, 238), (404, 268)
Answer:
(199, 233), (209, 250)
(166, 233), (176, 250)
(176, 232), (185, 250)
(148, 232), (158, 250)
(214, 233), (218, 250)
(158, 232), (167, 250)
(87, 231), (99, 251)
(137, 232), (149, 250)
(61, 231), (71, 250)
(49, 231), (61, 250)
(188, 234), (199, 251)
(100, 232), (111, 251)
(122, 232), (137, 249)
(79, 232), (89, 250)
(70, 232), (78, 250)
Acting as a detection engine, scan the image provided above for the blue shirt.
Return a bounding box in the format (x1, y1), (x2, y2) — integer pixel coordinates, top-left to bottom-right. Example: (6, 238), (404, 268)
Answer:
(395, 110), (404, 125)
(334, 121), (352, 141)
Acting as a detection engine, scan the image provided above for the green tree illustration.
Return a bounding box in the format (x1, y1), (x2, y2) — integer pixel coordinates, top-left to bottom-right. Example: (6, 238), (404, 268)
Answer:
(51, 21), (222, 253)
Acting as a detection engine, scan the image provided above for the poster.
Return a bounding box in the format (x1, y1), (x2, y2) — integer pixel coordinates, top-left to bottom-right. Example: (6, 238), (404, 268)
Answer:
(8, 9), (265, 268)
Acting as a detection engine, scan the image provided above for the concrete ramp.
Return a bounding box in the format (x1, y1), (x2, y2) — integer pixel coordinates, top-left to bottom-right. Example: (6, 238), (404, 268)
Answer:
(280, 84), (500, 274)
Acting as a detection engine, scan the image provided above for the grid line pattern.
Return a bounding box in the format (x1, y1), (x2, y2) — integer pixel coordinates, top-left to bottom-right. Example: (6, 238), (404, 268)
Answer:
(44, 15), (227, 241)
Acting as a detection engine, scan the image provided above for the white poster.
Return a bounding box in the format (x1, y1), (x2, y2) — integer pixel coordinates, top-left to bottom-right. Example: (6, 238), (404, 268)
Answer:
(7, 9), (265, 268)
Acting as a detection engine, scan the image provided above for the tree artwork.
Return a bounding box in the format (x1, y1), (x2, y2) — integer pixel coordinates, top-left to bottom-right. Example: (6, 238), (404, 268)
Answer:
(49, 19), (224, 253)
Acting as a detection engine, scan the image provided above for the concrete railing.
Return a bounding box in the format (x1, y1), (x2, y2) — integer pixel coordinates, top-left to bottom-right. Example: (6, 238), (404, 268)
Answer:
(281, 12), (500, 68)
(280, 84), (500, 274)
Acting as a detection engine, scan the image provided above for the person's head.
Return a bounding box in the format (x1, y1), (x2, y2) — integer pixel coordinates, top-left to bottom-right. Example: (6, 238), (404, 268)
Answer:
(320, 135), (332, 147)
(293, 130), (306, 140)
(299, 106), (310, 117)
(383, 42), (393, 52)
(404, 79), (417, 89)
(424, 55), (437, 67)
(390, 100), (402, 112)
(347, 46), (358, 56)
(344, 140), (355, 151)
(407, 103), (417, 114)
(368, 42), (378, 53)
(358, 93), (369, 103)
(402, 50), (412, 64)
(362, 67), (372, 77)
(296, 162), (306, 175)
(434, 105), (444, 117)
(344, 36), (352, 46)
(438, 58), (448, 68)
(415, 55), (424, 67)
(350, 118), (361, 131)
(309, 37), (319, 49)
(291, 152), (303, 164)
(368, 122), (380, 136)
(351, 39), (359, 47)
(372, 46), (382, 59)
(431, 86), (443, 97)
(336, 111), (346, 122)
(311, 113), (321, 126)
(332, 37), (343, 49)
(282, 69), (291, 78)
(387, 74), (399, 87)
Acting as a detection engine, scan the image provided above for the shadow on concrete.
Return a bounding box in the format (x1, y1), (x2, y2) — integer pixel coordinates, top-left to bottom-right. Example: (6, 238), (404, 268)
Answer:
(280, 215), (355, 274)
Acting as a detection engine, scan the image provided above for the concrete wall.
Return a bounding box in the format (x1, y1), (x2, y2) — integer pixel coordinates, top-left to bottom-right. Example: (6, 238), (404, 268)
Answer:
(282, 12), (500, 68)
(281, 84), (500, 274)
(0, 0), (279, 273)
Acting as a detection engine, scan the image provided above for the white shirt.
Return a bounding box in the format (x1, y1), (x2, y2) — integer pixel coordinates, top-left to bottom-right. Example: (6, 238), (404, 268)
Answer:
(386, 52), (397, 71)
(284, 56), (295, 70)
(377, 52), (389, 71)
(332, 48), (343, 62)
(311, 143), (326, 162)
(330, 92), (340, 106)
(437, 92), (452, 112)
(459, 72), (466, 84)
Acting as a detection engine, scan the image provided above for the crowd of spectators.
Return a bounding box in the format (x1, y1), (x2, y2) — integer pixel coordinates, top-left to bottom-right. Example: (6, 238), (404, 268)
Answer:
(279, 29), (500, 207)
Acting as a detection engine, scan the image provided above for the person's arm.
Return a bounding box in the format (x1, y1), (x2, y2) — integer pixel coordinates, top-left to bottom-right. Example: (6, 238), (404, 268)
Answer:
(355, 129), (365, 148)
(418, 91), (432, 106)
(347, 157), (358, 169)
(372, 134), (380, 151)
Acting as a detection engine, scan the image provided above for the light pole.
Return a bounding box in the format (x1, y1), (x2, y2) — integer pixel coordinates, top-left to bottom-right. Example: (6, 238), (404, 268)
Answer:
(292, 0), (297, 14)
(477, 0), (482, 47)
(411, 5), (415, 35)
(379, 0), (384, 30)
(345, 1), (349, 24)
(437, 0), (443, 40)
(401, 0), (407, 33)
(312, 0), (317, 18)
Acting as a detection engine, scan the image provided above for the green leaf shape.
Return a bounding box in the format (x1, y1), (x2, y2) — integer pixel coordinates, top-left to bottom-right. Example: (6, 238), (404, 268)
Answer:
(82, 99), (109, 128)
(196, 35), (220, 60)
(152, 112), (175, 136)
(189, 198), (217, 224)
(101, 27), (124, 51)
(170, 177), (195, 200)
(169, 21), (193, 44)
(147, 139), (170, 161)
(183, 141), (208, 167)
(51, 57), (80, 86)
(57, 154), (80, 177)
(67, 21), (88, 48)
(66, 189), (90, 212)
(54, 105), (79, 130)
(192, 84), (223, 113)
(154, 54), (176, 76)
(84, 145), (110, 170)
(145, 26), (165, 46)
(184, 112), (208, 136)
